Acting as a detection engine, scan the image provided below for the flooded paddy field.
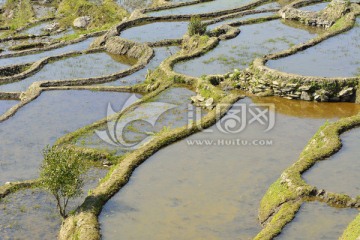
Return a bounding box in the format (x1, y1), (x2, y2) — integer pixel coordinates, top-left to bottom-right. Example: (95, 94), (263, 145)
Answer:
(0, 90), (132, 184)
(174, 20), (318, 77)
(267, 19), (360, 77)
(0, 168), (107, 240)
(120, 21), (189, 42)
(0, 0), (360, 239)
(148, 0), (255, 16)
(99, 97), (360, 239)
(303, 127), (360, 198)
(101, 46), (179, 86)
(75, 87), (198, 155)
(0, 52), (135, 92)
(0, 37), (94, 66)
(275, 202), (358, 240)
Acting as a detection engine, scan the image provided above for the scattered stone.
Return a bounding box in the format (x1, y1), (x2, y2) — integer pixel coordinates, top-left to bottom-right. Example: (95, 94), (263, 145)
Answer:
(43, 22), (60, 32)
(338, 87), (354, 98)
(205, 98), (214, 108)
(195, 95), (205, 102)
(73, 16), (91, 28)
(299, 85), (312, 91)
(301, 91), (313, 101)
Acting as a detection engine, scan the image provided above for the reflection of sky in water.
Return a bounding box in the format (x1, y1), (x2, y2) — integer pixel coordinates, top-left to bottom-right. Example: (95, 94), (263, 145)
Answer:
(0, 52), (132, 92)
(267, 19), (360, 77)
(0, 38), (94, 66)
(175, 20), (317, 76)
(0, 90), (132, 184)
(76, 88), (197, 156)
(120, 21), (189, 42)
(304, 127), (360, 197)
(149, 0), (254, 16)
(0, 100), (19, 116)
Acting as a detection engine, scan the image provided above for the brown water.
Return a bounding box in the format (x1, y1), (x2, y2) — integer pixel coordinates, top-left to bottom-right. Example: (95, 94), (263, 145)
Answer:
(99, 97), (359, 240)
(275, 202), (358, 240)
(303, 127), (360, 197)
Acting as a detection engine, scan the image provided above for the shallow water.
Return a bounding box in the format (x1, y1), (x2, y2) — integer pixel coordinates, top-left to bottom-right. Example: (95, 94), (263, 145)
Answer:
(299, 2), (329, 12)
(120, 21), (189, 42)
(0, 52), (134, 92)
(0, 90), (132, 184)
(174, 20), (317, 77)
(0, 37), (94, 66)
(0, 168), (107, 240)
(76, 87), (197, 155)
(101, 46), (179, 86)
(303, 127), (360, 197)
(275, 202), (358, 240)
(23, 22), (49, 35)
(99, 97), (358, 240)
(0, 100), (18, 115)
(148, 0), (254, 16)
(207, 12), (277, 30)
(267, 19), (360, 77)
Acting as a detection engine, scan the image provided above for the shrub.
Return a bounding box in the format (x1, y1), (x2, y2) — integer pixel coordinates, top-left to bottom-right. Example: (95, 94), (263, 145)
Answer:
(40, 146), (86, 219)
(188, 16), (207, 36)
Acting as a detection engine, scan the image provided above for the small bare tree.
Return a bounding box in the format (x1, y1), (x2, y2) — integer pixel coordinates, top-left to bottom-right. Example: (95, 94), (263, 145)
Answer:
(40, 146), (85, 219)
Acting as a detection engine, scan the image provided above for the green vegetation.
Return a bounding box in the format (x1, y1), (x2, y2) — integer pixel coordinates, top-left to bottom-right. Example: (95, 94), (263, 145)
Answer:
(57, 0), (128, 29)
(1, 0), (35, 30)
(40, 146), (87, 219)
(340, 213), (360, 240)
(188, 16), (207, 36)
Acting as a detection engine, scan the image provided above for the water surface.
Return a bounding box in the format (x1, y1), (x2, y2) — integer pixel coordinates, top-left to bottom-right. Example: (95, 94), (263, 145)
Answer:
(148, 0), (254, 16)
(303, 127), (360, 197)
(0, 100), (18, 115)
(0, 168), (107, 240)
(0, 52), (134, 92)
(101, 46), (179, 86)
(99, 97), (358, 240)
(120, 21), (188, 42)
(267, 19), (360, 77)
(0, 90), (132, 184)
(174, 20), (317, 76)
(275, 202), (358, 240)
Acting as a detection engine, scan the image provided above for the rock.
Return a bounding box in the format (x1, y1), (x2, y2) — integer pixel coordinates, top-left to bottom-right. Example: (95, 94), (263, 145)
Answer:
(338, 87), (354, 98)
(205, 98), (214, 108)
(299, 85), (312, 91)
(195, 95), (205, 102)
(301, 91), (312, 101)
(103, 160), (113, 167)
(272, 81), (279, 86)
(43, 22), (60, 32)
(73, 16), (91, 28)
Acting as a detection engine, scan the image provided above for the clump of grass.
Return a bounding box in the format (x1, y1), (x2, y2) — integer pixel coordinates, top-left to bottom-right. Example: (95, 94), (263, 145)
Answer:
(188, 16), (207, 36)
